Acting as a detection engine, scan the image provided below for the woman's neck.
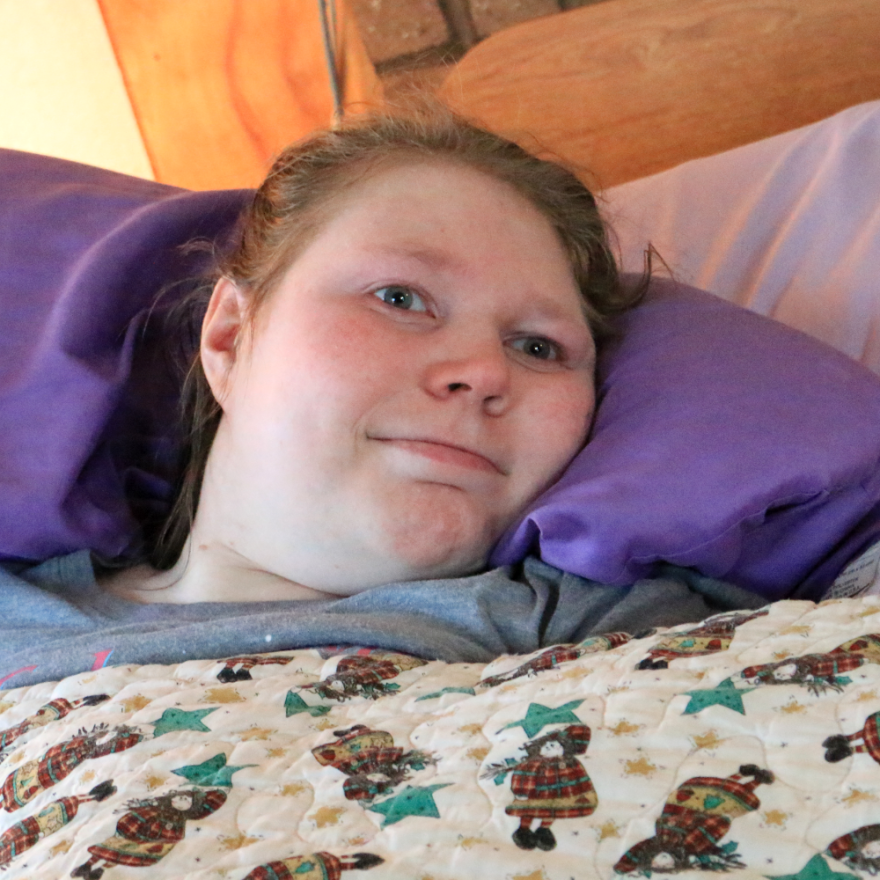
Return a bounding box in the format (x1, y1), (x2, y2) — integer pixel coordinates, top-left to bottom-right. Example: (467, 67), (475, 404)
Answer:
(98, 537), (336, 605)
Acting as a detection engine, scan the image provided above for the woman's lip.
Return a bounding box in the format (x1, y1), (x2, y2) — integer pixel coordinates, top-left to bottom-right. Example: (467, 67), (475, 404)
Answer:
(376, 438), (503, 474)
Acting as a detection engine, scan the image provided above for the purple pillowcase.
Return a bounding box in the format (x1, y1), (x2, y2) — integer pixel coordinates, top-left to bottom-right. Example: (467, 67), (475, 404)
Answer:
(491, 279), (880, 601)
(3, 149), (880, 602)
(0, 148), (250, 561)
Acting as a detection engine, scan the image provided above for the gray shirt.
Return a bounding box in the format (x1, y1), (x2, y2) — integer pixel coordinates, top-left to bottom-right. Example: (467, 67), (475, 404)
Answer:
(0, 552), (766, 689)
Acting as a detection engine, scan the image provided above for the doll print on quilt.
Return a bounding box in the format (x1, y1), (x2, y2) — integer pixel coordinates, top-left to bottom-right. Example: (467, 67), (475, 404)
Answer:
(2, 597), (880, 879)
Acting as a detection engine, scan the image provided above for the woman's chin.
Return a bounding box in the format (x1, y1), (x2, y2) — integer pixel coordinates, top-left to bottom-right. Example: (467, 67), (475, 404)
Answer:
(372, 491), (499, 582)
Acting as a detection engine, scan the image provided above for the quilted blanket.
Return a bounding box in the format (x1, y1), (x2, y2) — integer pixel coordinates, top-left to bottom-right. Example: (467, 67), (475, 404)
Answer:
(2, 598), (880, 879)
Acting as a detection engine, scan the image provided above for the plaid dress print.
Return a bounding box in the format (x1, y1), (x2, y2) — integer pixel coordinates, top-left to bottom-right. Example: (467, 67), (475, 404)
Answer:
(481, 646), (584, 687)
(505, 756), (597, 819)
(857, 711), (880, 763)
(243, 852), (342, 880)
(833, 634), (880, 663)
(743, 651), (865, 687)
(654, 803), (734, 856)
(648, 610), (768, 663)
(0, 731), (137, 812)
(827, 823), (880, 866)
(0, 795), (80, 867)
(86, 790), (227, 868)
(655, 776), (761, 855)
(0, 699), (70, 752)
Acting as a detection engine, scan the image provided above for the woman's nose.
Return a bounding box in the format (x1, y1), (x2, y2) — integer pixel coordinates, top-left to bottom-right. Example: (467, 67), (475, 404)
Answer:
(421, 336), (511, 415)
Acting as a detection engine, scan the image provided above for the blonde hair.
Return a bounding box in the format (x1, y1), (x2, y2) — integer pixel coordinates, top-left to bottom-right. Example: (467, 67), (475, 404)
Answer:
(151, 107), (644, 569)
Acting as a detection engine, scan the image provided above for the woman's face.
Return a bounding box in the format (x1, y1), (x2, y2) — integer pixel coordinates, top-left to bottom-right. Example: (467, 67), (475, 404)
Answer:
(202, 159), (596, 594)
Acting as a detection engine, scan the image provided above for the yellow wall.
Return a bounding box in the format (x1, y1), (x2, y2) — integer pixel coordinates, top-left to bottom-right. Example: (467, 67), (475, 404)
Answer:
(0, 0), (153, 178)
(0, 0), (381, 189)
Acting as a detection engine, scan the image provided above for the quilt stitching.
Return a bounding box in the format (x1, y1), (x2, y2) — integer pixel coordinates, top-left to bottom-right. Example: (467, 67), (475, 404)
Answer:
(0, 599), (879, 878)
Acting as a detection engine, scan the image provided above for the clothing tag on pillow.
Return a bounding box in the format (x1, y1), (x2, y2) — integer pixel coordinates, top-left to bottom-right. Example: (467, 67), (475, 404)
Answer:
(826, 540), (880, 599)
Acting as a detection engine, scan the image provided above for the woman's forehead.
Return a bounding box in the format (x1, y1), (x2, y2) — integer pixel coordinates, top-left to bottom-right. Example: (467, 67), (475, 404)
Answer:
(314, 158), (570, 263)
(330, 155), (552, 228)
(250, 154), (590, 334)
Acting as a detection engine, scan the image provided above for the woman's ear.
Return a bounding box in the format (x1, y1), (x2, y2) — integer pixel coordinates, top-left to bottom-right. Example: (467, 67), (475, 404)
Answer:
(201, 277), (248, 406)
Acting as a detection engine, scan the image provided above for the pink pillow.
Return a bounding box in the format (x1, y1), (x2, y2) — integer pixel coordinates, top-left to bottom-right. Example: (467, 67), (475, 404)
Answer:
(605, 100), (880, 373)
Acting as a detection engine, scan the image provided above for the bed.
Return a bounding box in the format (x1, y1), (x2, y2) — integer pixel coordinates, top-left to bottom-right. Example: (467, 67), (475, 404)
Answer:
(2, 0), (880, 877)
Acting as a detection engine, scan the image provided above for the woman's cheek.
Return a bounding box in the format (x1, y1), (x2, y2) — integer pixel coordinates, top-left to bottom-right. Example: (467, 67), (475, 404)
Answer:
(532, 380), (594, 466)
(307, 308), (408, 389)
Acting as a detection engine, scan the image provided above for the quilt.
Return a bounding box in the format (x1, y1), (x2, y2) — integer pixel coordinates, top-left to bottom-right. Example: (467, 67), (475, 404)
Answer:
(2, 597), (880, 879)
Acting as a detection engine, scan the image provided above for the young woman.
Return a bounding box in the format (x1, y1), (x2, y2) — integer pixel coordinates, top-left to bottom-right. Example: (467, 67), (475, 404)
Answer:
(0, 110), (763, 689)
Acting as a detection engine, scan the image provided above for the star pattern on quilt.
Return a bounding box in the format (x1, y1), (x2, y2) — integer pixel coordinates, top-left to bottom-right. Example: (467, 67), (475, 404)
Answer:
(779, 699), (808, 715)
(237, 726), (274, 741)
(172, 752), (254, 787)
(597, 820), (622, 840)
(312, 806), (346, 828)
(608, 720), (642, 736)
(367, 783), (451, 826)
(683, 677), (755, 714)
(150, 707), (217, 737)
(415, 687), (476, 701)
(49, 839), (72, 857)
(692, 729), (723, 749)
(202, 686), (245, 703)
(761, 809), (789, 827)
(218, 831), (260, 851)
(499, 700), (584, 738)
(839, 787), (877, 806)
(765, 853), (859, 880)
(119, 695), (151, 713)
(623, 755), (658, 777)
(284, 690), (332, 717)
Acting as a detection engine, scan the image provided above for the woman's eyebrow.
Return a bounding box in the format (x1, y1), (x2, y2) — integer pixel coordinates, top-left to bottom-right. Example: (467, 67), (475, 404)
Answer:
(371, 243), (457, 270)
(524, 298), (587, 322)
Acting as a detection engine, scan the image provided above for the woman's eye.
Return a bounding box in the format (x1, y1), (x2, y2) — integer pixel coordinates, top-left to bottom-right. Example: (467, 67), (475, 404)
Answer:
(512, 336), (561, 361)
(373, 285), (427, 312)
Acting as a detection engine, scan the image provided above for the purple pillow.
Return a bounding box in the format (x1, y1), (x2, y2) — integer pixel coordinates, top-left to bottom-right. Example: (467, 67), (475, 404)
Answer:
(0, 149), (249, 561)
(492, 279), (880, 601)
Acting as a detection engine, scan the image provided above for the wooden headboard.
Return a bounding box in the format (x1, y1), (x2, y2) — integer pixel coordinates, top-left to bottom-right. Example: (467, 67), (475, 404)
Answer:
(438, 0), (880, 188)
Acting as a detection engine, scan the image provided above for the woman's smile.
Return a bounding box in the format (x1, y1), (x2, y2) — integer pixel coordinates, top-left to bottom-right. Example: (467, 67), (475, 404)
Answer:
(374, 437), (504, 474)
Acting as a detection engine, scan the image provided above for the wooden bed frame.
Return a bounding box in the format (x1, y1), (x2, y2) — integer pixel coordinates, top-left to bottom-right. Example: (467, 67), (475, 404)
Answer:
(77, 0), (880, 191)
(437, 0), (880, 188)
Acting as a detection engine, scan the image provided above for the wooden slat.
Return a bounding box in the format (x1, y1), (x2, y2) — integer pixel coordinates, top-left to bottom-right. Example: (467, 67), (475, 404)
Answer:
(438, 0), (880, 188)
(98, 0), (383, 190)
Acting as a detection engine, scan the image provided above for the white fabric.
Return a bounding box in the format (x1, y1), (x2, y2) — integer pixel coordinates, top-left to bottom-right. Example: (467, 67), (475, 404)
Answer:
(4, 601), (880, 878)
(604, 100), (880, 374)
